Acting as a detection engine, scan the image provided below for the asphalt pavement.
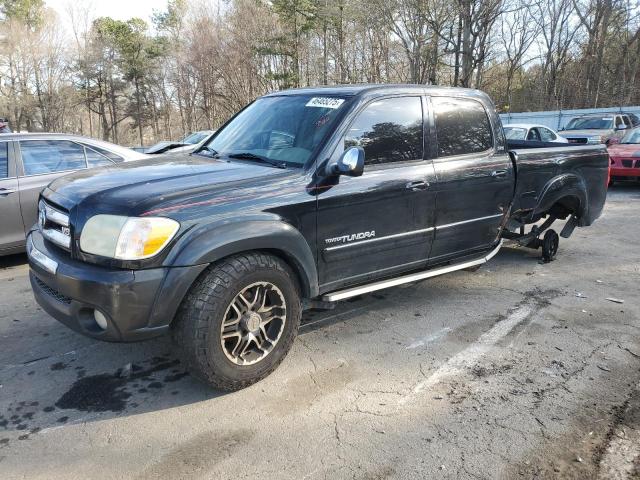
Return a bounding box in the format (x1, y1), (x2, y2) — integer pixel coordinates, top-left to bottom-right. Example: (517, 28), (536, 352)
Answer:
(0, 186), (639, 479)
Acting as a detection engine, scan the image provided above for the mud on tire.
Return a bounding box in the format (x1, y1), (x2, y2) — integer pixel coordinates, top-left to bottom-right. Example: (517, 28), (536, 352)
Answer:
(172, 252), (301, 391)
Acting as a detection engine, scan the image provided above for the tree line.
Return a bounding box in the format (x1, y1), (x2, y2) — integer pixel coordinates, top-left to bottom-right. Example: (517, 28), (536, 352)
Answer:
(0, 0), (639, 146)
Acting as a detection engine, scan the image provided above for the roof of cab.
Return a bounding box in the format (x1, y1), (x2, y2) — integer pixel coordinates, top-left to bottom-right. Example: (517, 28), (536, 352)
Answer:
(263, 83), (489, 100)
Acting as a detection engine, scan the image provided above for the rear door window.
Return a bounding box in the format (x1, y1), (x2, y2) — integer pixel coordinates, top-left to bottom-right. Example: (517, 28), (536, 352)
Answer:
(344, 96), (423, 166)
(432, 97), (493, 157)
(20, 140), (87, 175)
(527, 128), (541, 141)
(0, 142), (8, 178)
(84, 146), (115, 168)
(89, 145), (124, 163)
(539, 127), (556, 142)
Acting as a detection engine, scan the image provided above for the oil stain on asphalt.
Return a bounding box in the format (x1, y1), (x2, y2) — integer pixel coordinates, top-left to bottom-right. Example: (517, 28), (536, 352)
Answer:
(0, 355), (192, 448)
(55, 358), (182, 413)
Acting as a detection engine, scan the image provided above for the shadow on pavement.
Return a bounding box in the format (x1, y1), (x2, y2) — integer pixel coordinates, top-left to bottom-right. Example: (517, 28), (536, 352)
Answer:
(0, 253), (28, 269)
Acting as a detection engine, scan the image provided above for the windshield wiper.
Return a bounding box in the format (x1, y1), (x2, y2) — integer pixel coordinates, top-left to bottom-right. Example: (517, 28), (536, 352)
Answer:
(227, 152), (286, 169)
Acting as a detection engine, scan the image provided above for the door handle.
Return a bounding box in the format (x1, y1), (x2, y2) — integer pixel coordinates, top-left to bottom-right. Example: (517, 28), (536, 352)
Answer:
(406, 180), (429, 191)
(0, 188), (16, 196)
(490, 170), (507, 178)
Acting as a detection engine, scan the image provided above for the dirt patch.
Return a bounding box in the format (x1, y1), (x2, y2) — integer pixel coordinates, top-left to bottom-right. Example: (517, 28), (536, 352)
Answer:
(136, 429), (255, 480)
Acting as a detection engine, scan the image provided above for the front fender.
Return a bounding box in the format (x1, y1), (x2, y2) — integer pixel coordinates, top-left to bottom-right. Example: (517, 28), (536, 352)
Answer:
(164, 217), (319, 298)
(533, 173), (588, 221)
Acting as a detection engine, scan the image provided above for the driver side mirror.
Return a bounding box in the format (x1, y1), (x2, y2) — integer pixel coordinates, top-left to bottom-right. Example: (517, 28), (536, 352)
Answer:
(331, 146), (365, 177)
(616, 125), (628, 131)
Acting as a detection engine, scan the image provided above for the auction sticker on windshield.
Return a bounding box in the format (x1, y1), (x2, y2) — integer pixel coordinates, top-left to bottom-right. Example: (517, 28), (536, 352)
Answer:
(306, 97), (345, 109)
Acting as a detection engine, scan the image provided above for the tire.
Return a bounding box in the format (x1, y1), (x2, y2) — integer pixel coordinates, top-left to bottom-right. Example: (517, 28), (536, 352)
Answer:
(172, 252), (301, 391)
(541, 229), (559, 263)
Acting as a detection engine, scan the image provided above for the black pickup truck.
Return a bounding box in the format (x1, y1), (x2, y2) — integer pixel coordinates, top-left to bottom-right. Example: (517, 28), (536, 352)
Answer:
(27, 85), (608, 390)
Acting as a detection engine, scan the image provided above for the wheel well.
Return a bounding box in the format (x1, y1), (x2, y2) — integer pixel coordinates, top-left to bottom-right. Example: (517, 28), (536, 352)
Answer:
(261, 248), (312, 298)
(190, 248), (313, 299)
(547, 195), (582, 220)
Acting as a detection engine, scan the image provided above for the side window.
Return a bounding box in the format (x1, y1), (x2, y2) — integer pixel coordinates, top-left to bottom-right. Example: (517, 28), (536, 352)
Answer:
(432, 97), (493, 157)
(622, 115), (631, 127)
(21, 140), (86, 176)
(89, 145), (124, 163)
(84, 146), (114, 168)
(539, 128), (556, 142)
(344, 97), (423, 165)
(615, 116), (624, 127)
(527, 128), (540, 141)
(0, 142), (8, 178)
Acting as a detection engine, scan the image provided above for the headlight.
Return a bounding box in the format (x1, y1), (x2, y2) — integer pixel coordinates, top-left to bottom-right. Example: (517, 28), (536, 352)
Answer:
(588, 136), (605, 144)
(80, 215), (180, 260)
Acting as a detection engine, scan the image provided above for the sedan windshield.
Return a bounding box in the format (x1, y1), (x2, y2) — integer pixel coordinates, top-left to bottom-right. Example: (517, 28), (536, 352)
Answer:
(620, 129), (640, 144)
(564, 117), (613, 130)
(504, 127), (527, 140)
(183, 131), (212, 144)
(198, 95), (348, 167)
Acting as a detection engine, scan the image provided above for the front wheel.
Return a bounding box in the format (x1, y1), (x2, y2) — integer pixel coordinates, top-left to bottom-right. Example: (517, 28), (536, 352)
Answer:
(172, 253), (301, 391)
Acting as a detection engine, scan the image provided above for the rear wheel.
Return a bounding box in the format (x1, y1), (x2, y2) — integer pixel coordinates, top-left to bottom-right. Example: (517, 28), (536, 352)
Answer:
(172, 252), (301, 391)
(541, 229), (559, 262)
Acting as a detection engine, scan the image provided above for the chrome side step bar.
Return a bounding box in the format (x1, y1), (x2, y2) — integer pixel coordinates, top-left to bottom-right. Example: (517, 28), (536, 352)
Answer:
(322, 241), (503, 302)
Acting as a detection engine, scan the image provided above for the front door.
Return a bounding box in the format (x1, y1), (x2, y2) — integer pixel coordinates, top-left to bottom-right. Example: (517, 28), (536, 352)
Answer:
(428, 96), (514, 263)
(316, 96), (437, 293)
(0, 141), (25, 252)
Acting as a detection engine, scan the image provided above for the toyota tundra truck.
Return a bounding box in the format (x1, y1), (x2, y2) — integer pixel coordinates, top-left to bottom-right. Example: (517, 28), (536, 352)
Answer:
(27, 85), (608, 390)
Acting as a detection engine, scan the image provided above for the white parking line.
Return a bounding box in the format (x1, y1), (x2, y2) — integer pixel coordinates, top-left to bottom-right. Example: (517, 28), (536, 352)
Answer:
(399, 302), (535, 405)
(406, 327), (452, 349)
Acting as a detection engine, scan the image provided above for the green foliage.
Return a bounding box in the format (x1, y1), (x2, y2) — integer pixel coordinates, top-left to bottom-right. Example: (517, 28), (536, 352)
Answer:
(0, 0), (44, 28)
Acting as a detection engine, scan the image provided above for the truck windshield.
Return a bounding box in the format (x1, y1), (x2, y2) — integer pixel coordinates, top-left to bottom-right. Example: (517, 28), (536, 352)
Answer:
(564, 117), (613, 130)
(503, 127), (527, 140)
(620, 129), (640, 144)
(198, 95), (349, 167)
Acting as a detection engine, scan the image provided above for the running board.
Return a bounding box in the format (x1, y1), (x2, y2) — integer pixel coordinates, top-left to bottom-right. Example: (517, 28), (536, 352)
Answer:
(322, 241), (503, 302)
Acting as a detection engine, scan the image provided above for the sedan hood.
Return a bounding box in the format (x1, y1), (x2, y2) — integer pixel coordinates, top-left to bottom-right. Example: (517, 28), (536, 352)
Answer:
(43, 153), (295, 215)
(608, 143), (640, 158)
(560, 129), (614, 138)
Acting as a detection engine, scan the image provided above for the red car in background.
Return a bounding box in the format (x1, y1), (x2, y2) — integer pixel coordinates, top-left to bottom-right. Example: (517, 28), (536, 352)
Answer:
(608, 128), (640, 184)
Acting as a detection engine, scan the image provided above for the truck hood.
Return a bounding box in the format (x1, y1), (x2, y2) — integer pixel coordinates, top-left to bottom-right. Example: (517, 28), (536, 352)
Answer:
(44, 153), (296, 214)
(560, 129), (613, 138)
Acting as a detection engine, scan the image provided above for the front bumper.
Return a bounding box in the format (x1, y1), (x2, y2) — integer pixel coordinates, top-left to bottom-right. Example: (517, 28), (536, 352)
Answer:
(27, 230), (207, 342)
(610, 167), (640, 178)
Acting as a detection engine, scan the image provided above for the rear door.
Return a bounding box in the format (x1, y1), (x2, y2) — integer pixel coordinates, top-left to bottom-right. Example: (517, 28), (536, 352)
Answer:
(16, 139), (88, 232)
(429, 96), (513, 263)
(0, 141), (26, 252)
(316, 96), (437, 292)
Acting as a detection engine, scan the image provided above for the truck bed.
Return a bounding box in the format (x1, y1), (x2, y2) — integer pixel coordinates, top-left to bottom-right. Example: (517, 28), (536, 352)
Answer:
(506, 142), (609, 227)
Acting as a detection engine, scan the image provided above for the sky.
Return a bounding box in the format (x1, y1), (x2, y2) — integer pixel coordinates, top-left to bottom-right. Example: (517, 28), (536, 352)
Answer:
(45, 0), (160, 26)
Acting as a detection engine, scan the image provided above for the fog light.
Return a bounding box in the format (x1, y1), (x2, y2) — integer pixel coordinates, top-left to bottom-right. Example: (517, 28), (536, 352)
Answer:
(94, 310), (108, 330)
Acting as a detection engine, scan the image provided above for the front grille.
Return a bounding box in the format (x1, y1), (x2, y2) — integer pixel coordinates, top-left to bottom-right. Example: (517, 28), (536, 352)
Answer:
(39, 200), (71, 251)
(34, 276), (72, 304)
(567, 138), (588, 144)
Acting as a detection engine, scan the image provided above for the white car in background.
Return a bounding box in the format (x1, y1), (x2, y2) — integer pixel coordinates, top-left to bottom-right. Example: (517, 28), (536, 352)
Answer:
(503, 124), (569, 143)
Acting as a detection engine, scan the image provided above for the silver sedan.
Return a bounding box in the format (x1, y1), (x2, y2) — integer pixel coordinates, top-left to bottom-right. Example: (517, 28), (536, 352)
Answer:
(0, 133), (148, 255)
